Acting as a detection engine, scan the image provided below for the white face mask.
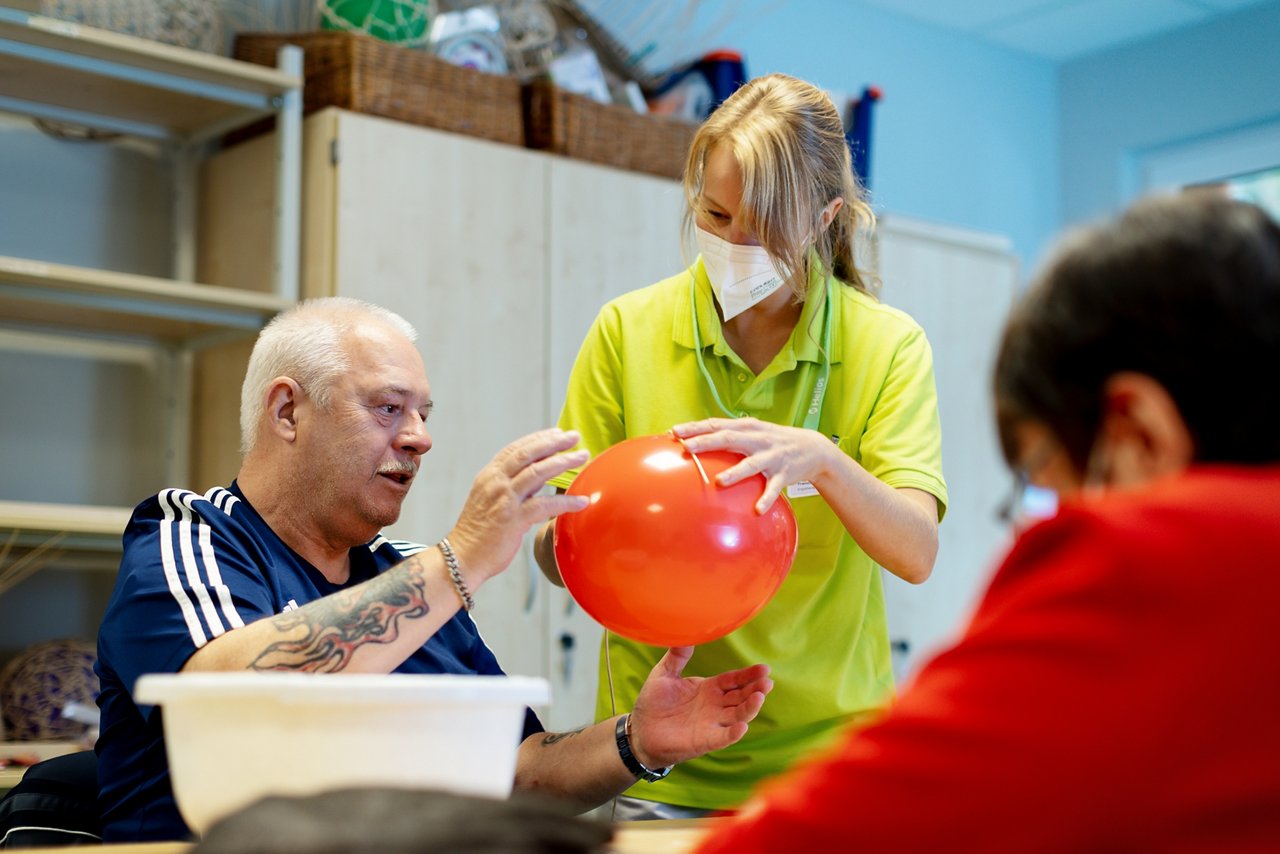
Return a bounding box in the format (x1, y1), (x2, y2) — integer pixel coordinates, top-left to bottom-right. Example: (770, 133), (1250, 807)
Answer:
(695, 227), (789, 321)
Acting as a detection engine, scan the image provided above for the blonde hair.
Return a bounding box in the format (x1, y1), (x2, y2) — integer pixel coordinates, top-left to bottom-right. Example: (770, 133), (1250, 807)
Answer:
(239, 297), (417, 455)
(682, 73), (876, 298)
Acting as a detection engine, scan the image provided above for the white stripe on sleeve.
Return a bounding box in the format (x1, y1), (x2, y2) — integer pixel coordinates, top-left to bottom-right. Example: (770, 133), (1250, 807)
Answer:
(181, 493), (245, 632)
(159, 489), (208, 647)
(172, 494), (227, 639)
(203, 487), (241, 516)
(386, 539), (429, 557)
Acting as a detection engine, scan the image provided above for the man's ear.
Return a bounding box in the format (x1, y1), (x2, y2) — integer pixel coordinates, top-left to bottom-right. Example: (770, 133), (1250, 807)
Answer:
(263, 378), (303, 444)
(1097, 372), (1194, 486)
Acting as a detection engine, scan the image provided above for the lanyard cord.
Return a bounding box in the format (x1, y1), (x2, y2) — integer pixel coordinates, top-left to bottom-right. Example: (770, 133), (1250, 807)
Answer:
(689, 269), (833, 428)
(689, 270), (740, 419)
(802, 276), (833, 433)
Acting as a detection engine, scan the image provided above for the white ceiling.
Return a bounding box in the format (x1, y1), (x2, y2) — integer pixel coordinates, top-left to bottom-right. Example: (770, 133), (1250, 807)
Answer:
(850, 0), (1278, 61)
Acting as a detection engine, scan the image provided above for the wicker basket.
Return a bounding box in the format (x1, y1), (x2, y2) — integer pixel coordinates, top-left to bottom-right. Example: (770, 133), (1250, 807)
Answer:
(234, 31), (525, 147)
(523, 80), (699, 180)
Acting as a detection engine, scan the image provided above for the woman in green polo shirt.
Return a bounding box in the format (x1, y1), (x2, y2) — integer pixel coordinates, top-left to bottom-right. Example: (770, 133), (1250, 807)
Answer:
(534, 73), (947, 819)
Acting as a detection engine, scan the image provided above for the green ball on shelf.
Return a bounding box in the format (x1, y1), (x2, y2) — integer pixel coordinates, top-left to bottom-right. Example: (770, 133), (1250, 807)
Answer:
(319, 0), (432, 46)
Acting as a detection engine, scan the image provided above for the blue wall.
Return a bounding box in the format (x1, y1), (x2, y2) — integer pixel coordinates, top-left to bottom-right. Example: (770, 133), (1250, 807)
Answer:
(699, 0), (1280, 275)
(1060, 1), (1280, 230)
(703, 0), (1059, 271)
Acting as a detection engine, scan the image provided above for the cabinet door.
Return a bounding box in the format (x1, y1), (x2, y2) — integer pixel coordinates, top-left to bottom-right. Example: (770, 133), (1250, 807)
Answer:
(544, 158), (686, 729)
(330, 112), (552, 682)
(874, 217), (1019, 680)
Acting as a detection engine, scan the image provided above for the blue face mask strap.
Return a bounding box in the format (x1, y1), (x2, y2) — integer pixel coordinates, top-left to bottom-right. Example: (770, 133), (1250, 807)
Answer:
(690, 271), (742, 419)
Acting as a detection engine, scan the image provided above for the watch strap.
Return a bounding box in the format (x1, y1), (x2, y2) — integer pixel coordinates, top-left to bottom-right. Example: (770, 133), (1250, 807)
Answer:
(615, 714), (671, 783)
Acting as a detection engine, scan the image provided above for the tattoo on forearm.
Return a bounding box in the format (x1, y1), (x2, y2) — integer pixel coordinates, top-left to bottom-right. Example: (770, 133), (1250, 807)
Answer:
(251, 557), (431, 672)
(540, 727), (586, 747)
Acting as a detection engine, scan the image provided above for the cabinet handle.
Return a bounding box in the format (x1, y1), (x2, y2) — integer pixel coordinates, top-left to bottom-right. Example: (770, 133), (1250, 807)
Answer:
(558, 631), (575, 685)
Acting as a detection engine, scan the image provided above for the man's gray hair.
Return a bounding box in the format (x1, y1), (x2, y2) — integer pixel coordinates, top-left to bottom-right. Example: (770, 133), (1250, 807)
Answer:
(239, 297), (418, 455)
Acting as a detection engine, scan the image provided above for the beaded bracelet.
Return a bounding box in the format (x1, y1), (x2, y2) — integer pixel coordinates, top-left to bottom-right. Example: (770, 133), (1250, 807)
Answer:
(436, 537), (474, 612)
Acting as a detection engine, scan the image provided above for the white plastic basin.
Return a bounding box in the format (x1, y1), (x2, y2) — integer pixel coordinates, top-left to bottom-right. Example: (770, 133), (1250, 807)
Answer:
(134, 672), (550, 836)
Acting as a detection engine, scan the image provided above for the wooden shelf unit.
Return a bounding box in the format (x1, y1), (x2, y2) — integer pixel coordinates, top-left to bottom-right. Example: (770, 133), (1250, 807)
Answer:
(0, 6), (303, 593)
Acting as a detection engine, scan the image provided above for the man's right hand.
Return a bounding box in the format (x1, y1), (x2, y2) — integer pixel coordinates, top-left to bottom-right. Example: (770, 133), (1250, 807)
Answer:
(446, 428), (589, 586)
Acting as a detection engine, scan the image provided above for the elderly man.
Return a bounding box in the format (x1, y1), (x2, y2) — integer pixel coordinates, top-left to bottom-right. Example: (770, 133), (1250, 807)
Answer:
(94, 297), (773, 842)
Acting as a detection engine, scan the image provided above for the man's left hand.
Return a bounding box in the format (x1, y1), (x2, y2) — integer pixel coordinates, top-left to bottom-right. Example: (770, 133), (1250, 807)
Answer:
(627, 646), (773, 770)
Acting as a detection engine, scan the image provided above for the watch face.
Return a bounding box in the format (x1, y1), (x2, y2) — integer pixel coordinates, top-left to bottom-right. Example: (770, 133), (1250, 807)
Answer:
(644, 765), (672, 782)
(435, 33), (509, 74)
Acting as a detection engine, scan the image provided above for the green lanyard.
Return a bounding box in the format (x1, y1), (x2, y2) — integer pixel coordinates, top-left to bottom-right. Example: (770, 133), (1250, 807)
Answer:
(689, 270), (833, 432)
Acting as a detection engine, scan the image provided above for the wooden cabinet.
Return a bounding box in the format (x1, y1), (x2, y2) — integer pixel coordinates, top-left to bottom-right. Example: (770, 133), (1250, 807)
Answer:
(873, 216), (1020, 680)
(199, 108), (685, 728)
(543, 153), (693, 724)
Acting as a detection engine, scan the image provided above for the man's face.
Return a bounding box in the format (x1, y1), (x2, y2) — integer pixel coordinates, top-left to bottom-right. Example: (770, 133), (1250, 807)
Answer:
(298, 322), (433, 542)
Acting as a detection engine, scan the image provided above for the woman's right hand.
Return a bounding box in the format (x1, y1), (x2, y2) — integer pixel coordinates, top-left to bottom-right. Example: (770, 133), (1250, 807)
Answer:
(672, 417), (844, 513)
(533, 517), (566, 587)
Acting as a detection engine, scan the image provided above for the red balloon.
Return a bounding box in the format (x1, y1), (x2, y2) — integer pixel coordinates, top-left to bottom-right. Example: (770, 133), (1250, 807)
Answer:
(554, 433), (798, 647)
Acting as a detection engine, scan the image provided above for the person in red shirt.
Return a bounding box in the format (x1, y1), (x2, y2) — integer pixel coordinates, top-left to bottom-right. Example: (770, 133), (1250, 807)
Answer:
(696, 192), (1280, 853)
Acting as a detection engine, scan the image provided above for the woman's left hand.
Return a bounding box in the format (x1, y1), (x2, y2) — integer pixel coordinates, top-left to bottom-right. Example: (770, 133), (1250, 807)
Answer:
(671, 417), (842, 513)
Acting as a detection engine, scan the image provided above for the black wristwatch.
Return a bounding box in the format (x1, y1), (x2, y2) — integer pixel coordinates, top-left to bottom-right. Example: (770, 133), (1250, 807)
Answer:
(615, 714), (672, 782)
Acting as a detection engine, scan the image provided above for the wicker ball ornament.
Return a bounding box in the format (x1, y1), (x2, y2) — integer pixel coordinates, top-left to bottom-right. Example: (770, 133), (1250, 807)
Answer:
(0, 639), (99, 741)
(39, 0), (226, 54)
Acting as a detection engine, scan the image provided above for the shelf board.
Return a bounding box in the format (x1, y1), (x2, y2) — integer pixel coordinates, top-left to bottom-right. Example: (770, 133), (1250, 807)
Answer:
(0, 254), (292, 341)
(0, 6), (302, 140)
(0, 500), (132, 538)
(0, 500), (131, 590)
